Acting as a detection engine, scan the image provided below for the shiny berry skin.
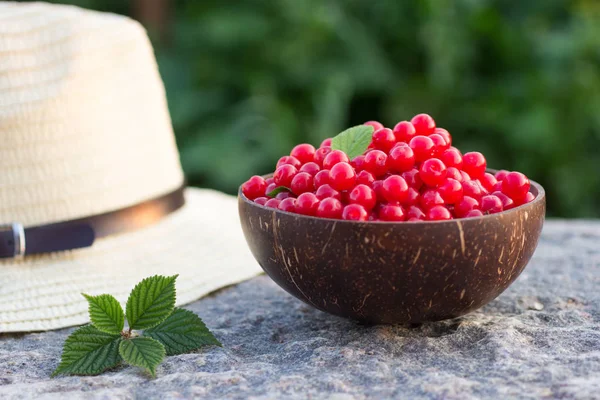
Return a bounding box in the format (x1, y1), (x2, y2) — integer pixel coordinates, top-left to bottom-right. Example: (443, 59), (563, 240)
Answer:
(455, 196), (480, 218)
(329, 162), (356, 191)
(316, 198), (343, 219)
(342, 204), (368, 221)
(295, 193), (320, 216)
(392, 121), (417, 143)
(273, 164), (298, 187)
(440, 148), (463, 169)
(290, 172), (314, 195)
(364, 120), (384, 131)
(524, 192), (535, 203)
(372, 128), (396, 152)
(495, 170), (509, 181)
(446, 167), (462, 182)
(438, 178), (463, 204)
(419, 158), (447, 187)
(407, 206), (426, 221)
(371, 180), (386, 202)
(465, 209), (484, 218)
(290, 143), (316, 164)
(387, 143), (415, 173)
(320, 138), (332, 147)
(427, 205), (452, 221)
(480, 195), (503, 214)
(348, 184), (377, 210)
(501, 172), (530, 201)
(403, 187), (420, 206)
(381, 175), (409, 203)
(264, 198), (281, 208)
(479, 173), (497, 192)
(265, 177), (274, 185)
(363, 150), (388, 177)
(315, 184), (341, 201)
(278, 197), (297, 212)
(462, 180), (486, 200)
(275, 191), (293, 200)
(314, 170), (330, 188)
(314, 147), (332, 167)
(411, 113), (436, 135)
(241, 175), (267, 200)
(409, 135), (435, 162)
(356, 170), (375, 186)
(323, 150), (350, 169)
(462, 152), (487, 179)
(434, 127), (452, 146)
(379, 203), (406, 221)
(460, 171), (471, 182)
(401, 169), (423, 189)
(492, 191), (515, 210)
(420, 189), (444, 210)
(299, 162), (320, 176)
(265, 182), (277, 195)
(254, 197), (268, 206)
(351, 155), (366, 171)
(276, 156), (301, 169)
(429, 133), (449, 157)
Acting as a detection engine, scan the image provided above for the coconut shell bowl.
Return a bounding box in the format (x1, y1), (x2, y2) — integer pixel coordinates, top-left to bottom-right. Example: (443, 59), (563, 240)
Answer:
(238, 176), (545, 324)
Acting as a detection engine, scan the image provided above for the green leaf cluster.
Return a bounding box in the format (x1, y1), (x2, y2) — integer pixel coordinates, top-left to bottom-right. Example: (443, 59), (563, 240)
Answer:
(53, 275), (221, 378)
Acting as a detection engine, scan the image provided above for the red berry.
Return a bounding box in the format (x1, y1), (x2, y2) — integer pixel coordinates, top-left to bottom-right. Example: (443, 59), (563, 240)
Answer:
(342, 204), (368, 221)
(320, 138), (332, 147)
(314, 170), (330, 188)
(299, 162), (320, 176)
(323, 150), (350, 170)
(275, 191), (293, 200)
(446, 167), (462, 182)
(465, 209), (484, 218)
(315, 184), (341, 201)
(434, 128), (452, 146)
(363, 150), (388, 177)
(501, 172), (530, 202)
(462, 180), (486, 200)
(460, 171), (471, 182)
(411, 113), (436, 135)
(419, 158), (447, 187)
(273, 164), (298, 187)
(407, 206), (426, 221)
(401, 169), (423, 189)
(480, 195), (503, 214)
(372, 128), (396, 152)
(290, 172), (314, 195)
(387, 143), (416, 173)
(495, 170), (509, 181)
(479, 173), (497, 192)
(329, 162), (356, 191)
(440, 148), (463, 169)
(265, 198), (281, 208)
(254, 197), (268, 206)
(348, 184), (377, 210)
(314, 147), (332, 167)
(276, 156), (301, 169)
(403, 187), (420, 206)
(420, 189), (444, 210)
(427, 205), (452, 221)
(265, 182), (277, 195)
(265, 177), (274, 185)
(356, 170), (375, 186)
(524, 192), (535, 203)
(242, 175), (267, 200)
(492, 191), (515, 210)
(409, 135), (435, 162)
(462, 152), (487, 179)
(278, 197), (297, 212)
(290, 144), (316, 164)
(438, 178), (463, 204)
(379, 203), (406, 221)
(316, 197), (343, 219)
(351, 155), (366, 171)
(295, 193), (320, 216)
(392, 121), (417, 143)
(381, 175), (409, 203)
(371, 180), (386, 202)
(455, 196), (480, 218)
(364, 121), (384, 131)
(429, 133), (449, 157)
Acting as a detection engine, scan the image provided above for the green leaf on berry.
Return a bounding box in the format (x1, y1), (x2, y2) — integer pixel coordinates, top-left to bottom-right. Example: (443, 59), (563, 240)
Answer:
(331, 125), (374, 159)
(144, 308), (221, 355)
(266, 186), (291, 198)
(83, 293), (125, 334)
(52, 325), (122, 377)
(119, 337), (165, 377)
(126, 275), (177, 330)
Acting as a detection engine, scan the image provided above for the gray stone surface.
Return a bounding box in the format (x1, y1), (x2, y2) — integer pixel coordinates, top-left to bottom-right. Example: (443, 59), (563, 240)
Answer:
(1, 220), (599, 400)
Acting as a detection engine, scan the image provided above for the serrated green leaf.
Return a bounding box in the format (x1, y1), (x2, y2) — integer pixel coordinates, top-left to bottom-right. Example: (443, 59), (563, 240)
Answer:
(82, 293), (125, 334)
(144, 308), (221, 355)
(126, 275), (177, 330)
(330, 125), (374, 159)
(52, 325), (122, 377)
(266, 186), (290, 198)
(119, 337), (165, 377)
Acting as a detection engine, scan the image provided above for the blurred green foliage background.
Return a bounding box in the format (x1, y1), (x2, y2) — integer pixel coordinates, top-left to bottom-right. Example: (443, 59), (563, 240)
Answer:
(44, 0), (600, 217)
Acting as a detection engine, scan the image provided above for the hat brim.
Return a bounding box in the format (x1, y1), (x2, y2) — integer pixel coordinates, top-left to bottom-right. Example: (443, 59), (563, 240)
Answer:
(0, 188), (262, 332)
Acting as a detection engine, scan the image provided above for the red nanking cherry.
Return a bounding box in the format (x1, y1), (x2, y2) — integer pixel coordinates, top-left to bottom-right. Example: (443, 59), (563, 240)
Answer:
(495, 170), (509, 181)
(379, 203), (406, 221)
(372, 128), (396, 152)
(419, 158), (447, 187)
(440, 148), (463, 169)
(254, 197), (268, 206)
(274, 164), (298, 187)
(382, 175), (409, 203)
(351, 155), (366, 172)
(393, 121), (417, 143)
(438, 178), (463, 204)
(356, 170), (375, 186)
(462, 152), (487, 179)
(407, 206), (426, 221)
(290, 172), (314, 195)
(429, 133), (449, 157)
(480, 195), (503, 214)
(349, 184), (377, 210)
(387, 143), (416, 173)
(409, 135), (435, 162)
(411, 113), (436, 135)
(265, 182), (277, 194)
(455, 196), (480, 218)
(323, 150), (350, 170)
(479, 173), (497, 192)
(524, 192), (535, 203)
(501, 172), (530, 202)
(465, 209), (484, 218)
(363, 150), (388, 177)
(434, 128), (452, 147)
(290, 144), (316, 164)
(320, 138), (332, 147)
(420, 189), (444, 210)
(316, 198), (343, 219)
(492, 191), (515, 210)
(299, 162), (320, 176)
(364, 121), (385, 131)
(276, 191), (292, 200)
(278, 197), (297, 212)
(295, 192), (320, 216)
(315, 184), (341, 201)
(314, 147), (332, 167)
(277, 156), (301, 169)
(427, 205), (452, 221)
(314, 169), (330, 188)
(462, 180), (486, 200)
(342, 204), (368, 221)
(401, 169), (423, 189)
(446, 167), (463, 182)
(329, 162), (356, 191)
(371, 180), (386, 202)
(264, 198), (281, 209)
(404, 187), (420, 206)
(242, 175), (267, 200)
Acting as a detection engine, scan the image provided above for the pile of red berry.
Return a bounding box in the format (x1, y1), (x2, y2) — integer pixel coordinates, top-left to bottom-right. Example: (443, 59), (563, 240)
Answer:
(241, 114), (535, 221)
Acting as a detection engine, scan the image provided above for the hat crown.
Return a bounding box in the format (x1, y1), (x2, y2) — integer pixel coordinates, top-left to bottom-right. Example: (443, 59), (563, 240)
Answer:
(0, 2), (184, 226)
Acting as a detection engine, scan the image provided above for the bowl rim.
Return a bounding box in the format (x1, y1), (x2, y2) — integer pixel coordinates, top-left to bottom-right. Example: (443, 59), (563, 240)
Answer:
(238, 169), (546, 225)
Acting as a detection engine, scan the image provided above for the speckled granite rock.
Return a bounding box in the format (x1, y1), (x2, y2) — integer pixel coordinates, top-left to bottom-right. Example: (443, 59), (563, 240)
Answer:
(1, 220), (599, 400)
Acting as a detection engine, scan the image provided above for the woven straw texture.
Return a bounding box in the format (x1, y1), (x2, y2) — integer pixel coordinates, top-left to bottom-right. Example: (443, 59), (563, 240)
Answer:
(0, 2), (261, 332)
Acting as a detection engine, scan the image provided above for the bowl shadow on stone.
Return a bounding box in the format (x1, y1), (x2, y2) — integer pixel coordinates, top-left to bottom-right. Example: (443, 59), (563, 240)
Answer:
(239, 178), (545, 325)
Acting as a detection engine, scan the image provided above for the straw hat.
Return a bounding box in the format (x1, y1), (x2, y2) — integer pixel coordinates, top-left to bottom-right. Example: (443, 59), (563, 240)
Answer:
(0, 2), (261, 332)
